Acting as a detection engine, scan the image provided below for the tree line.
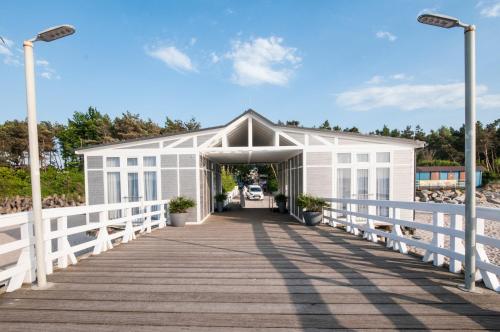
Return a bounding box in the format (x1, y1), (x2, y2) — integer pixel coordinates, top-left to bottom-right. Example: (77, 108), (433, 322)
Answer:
(0, 107), (498, 179)
(281, 118), (500, 178)
(0, 107), (200, 168)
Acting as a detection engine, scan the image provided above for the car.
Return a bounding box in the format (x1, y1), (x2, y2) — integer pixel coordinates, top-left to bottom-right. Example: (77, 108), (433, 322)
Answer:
(246, 185), (264, 200)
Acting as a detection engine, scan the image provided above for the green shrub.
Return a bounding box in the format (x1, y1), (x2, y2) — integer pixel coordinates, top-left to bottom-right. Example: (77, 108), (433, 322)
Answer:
(297, 193), (327, 212)
(0, 166), (84, 199)
(274, 193), (288, 203)
(221, 168), (237, 193)
(169, 196), (196, 214)
(214, 193), (227, 202)
(267, 178), (278, 192)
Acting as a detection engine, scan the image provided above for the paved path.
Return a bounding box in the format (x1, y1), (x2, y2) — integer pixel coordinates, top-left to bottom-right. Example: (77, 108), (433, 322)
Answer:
(0, 207), (499, 330)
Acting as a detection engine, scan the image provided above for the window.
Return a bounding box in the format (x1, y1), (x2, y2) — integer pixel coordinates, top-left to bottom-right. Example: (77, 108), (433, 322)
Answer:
(376, 168), (390, 216)
(127, 173), (139, 202)
(127, 158), (138, 166)
(144, 171), (157, 201)
(336, 168), (351, 215)
(337, 153), (351, 164)
(356, 169), (369, 215)
(376, 152), (390, 163)
(107, 172), (122, 219)
(106, 157), (120, 167)
(357, 153), (369, 163)
(143, 156), (156, 167)
(128, 172), (140, 216)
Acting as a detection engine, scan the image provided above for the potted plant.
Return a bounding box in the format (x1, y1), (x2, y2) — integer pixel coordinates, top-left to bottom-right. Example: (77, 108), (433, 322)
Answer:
(214, 192), (227, 212)
(274, 193), (288, 213)
(169, 196), (196, 227)
(297, 193), (327, 226)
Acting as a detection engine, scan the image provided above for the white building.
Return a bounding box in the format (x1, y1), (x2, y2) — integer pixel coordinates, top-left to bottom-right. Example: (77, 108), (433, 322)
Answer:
(76, 110), (425, 224)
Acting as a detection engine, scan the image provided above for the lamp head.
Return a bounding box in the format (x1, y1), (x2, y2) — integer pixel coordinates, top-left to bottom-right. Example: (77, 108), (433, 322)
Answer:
(417, 13), (461, 29)
(35, 25), (75, 42)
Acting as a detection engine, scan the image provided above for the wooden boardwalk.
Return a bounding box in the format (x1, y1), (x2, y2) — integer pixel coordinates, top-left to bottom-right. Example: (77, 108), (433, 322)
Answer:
(0, 207), (499, 331)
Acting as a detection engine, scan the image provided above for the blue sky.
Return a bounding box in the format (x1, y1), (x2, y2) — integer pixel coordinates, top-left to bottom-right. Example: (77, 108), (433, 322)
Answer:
(1, 0), (499, 132)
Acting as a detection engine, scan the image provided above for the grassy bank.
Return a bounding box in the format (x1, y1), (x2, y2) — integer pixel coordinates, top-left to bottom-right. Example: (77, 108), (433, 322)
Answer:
(0, 167), (84, 200)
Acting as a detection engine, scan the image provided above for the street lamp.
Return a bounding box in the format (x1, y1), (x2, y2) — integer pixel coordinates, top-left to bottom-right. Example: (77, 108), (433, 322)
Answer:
(23, 25), (75, 289)
(418, 13), (477, 292)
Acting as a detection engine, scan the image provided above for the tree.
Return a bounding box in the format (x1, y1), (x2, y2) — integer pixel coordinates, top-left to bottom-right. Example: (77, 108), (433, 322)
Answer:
(285, 120), (300, 127)
(319, 120), (331, 130)
(414, 125), (426, 141)
(401, 125), (414, 139)
(163, 116), (201, 134)
(56, 107), (114, 167)
(0, 120), (29, 167)
(343, 126), (359, 133)
(112, 111), (161, 140)
(375, 125), (391, 136)
(221, 166), (237, 193)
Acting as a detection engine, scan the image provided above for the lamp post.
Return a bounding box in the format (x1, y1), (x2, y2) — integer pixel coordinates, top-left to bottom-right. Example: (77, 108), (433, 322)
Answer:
(417, 13), (477, 292)
(23, 25), (75, 289)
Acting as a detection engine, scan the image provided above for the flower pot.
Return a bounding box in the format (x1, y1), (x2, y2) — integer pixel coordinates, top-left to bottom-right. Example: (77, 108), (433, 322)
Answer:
(170, 213), (187, 227)
(216, 201), (224, 213)
(303, 211), (322, 226)
(277, 201), (287, 214)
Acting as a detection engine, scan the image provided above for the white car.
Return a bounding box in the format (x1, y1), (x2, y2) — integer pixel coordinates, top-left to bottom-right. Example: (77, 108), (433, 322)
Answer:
(246, 185), (264, 200)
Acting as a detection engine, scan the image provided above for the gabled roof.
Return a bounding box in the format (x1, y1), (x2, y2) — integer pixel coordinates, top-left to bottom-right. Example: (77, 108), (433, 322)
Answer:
(76, 109), (424, 153)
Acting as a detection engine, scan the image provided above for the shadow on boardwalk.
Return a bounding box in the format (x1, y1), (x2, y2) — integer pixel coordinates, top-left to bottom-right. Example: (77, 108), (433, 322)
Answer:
(0, 206), (498, 330)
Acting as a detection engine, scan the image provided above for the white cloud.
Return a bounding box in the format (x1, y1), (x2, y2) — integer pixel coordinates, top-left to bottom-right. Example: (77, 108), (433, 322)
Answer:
(391, 73), (413, 81)
(478, 0), (500, 17)
(36, 59), (50, 67)
(225, 36), (301, 86)
(336, 83), (500, 111)
(376, 31), (397, 42)
(365, 73), (412, 85)
(0, 37), (22, 66)
(35, 58), (60, 79)
(147, 46), (196, 73)
(189, 37), (197, 46)
(365, 75), (384, 84)
(210, 52), (220, 64)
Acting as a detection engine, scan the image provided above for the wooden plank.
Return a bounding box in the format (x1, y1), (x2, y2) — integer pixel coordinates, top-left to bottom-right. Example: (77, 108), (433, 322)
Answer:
(0, 310), (499, 329)
(4, 290), (498, 305)
(1, 298), (499, 316)
(1, 207), (499, 331)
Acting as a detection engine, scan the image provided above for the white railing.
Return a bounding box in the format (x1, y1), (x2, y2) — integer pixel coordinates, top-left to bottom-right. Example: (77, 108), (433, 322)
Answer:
(323, 198), (500, 292)
(0, 199), (169, 292)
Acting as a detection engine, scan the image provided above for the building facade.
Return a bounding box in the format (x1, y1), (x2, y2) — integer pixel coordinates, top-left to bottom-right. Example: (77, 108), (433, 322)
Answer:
(77, 110), (424, 223)
(416, 166), (484, 189)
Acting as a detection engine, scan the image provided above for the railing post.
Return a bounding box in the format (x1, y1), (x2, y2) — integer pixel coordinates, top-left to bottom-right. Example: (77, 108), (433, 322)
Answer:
(352, 203), (359, 235)
(423, 211), (444, 266)
(57, 216), (76, 269)
(366, 205), (378, 243)
(390, 207), (407, 254)
(159, 203), (167, 228)
(329, 202), (337, 228)
(122, 207), (136, 243)
(475, 218), (499, 291)
(23, 221), (36, 283)
(44, 218), (53, 275)
(6, 222), (36, 291)
(93, 211), (112, 255)
(450, 214), (465, 273)
(57, 216), (68, 268)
